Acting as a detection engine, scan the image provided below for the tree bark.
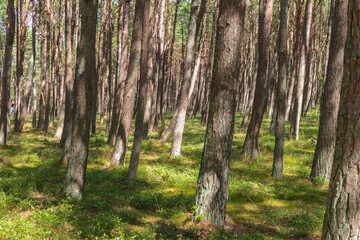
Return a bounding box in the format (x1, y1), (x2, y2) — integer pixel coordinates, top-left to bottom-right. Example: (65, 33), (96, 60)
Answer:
(55, 0), (66, 139)
(108, 0), (130, 145)
(43, 0), (51, 133)
(321, 1), (360, 238)
(110, 0), (143, 166)
(31, 1), (39, 129)
(310, 0), (347, 182)
(272, 0), (288, 179)
(170, 0), (201, 156)
(194, 0), (245, 225)
(127, 0), (153, 180)
(290, 0), (314, 140)
(60, 0), (74, 147)
(64, 0), (98, 200)
(242, 0), (274, 160)
(0, 0), (15, 145)
(14, 0), (30, 132)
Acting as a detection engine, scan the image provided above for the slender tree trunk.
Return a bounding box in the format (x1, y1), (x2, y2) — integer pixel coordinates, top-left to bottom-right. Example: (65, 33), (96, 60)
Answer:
(14, 0), (30, 132)
(286, 1), (303, 121)
(272, 0), (288, 179)
(98, 0), (108, 126)
(310, 0), (347, 182)
(60, 0), (74, 147)
(240, 55), (257, 129)
(106, 0), (113, 134)
(0, 0), (15, 145)
(110, 0), (143, 166)
(31, 1), (38, 129)
(127, 0), (152, 180)
(194, 0), (245, 225)
(290, 0), (314, 140)
(108, 0), (130, 145)
(321, 1), (360, 238)
(170, 0), (201, 156)
(38, 0), (46, 130)
(55, 0), (66, 139)
(50, 0), (57, 127)
(64, 0), (98, 200)
(242, 0), (274, 160)
(43, 0), (51, 133)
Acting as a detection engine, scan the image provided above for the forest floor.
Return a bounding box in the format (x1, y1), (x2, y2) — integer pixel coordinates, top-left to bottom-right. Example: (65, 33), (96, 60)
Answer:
(0, 112), (328, 240)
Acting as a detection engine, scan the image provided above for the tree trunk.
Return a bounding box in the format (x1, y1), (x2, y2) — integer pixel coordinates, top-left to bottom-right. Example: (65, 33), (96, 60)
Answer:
(55, 0), (66, 139)
(43, 0), (51, 133)
(290, 0), (314, 140)
(127, 0), (152, 180)
(60, 0), (74, 147)
(310, 0), (347, 182)
(194, 0), (245, 225)
(0, 0), (15, 145)
(14, 0), (30, 132)
(64, 0), (98, 200)
(31, 1), (39, 129)
(106, 0), (113, 134)
(110, 0), (143, 166)
(108, 0), (130, 145)
(242, 0), (274, 160)
(272, 0), (288, 179)
(321, 1), (360, 238)
(170, 0), (201, 156)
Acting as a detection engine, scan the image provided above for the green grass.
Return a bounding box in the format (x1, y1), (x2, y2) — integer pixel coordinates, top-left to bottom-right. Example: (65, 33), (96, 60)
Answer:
(0, 112), (327, 239)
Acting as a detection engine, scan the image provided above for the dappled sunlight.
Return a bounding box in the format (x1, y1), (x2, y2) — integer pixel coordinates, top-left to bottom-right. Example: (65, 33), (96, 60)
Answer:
(0, 112), (327, 239)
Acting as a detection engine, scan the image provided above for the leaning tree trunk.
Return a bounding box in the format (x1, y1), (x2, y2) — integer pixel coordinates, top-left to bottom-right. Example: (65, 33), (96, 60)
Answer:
(64, 0), (98, 200)
(127, 0), (152, 181)
(272, 0), (288, 179)
(170, 0), (201, 156)
(321, 1), (360, 238)
(310, 0), (347, 182)
(194, 0), (245, 225)
(110, 0), (143, 166)
(0, 0), (15, 145)
(242, 0), (274, 161)
(290, 0), (314, 140)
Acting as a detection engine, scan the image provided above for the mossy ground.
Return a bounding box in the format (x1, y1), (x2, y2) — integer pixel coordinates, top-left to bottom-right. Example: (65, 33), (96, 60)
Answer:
(0, 112), (327, 239)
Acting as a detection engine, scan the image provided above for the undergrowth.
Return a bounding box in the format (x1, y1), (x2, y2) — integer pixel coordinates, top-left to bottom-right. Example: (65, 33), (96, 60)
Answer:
(0, 112), (327, 239)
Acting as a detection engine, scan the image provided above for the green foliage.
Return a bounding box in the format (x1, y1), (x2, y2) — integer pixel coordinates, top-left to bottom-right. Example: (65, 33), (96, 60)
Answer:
(0, 112), (326, 239)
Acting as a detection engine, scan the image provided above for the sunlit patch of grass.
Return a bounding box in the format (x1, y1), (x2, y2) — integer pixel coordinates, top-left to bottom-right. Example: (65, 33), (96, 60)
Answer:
(0, 111), (327, 239)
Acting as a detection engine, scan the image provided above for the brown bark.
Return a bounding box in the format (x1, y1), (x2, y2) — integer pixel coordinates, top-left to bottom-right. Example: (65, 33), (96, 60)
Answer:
(106, 0), (113, 134)
(310, 0), (347, 182)
(108, 0), (130, 145)
(31, 1), (39, 129)
(290, 0), (314, 140)
(64, 0), (98, 200)
(43, 0), (51, 133)
(127, 0), (153, 180)
(14, 0), (30, 132)
(272, 0), (288, 179)
(170, 0), (201, 156)
(60, 0), (74, 147)
(242, 0), (274, 160)
(321, 1), (360, 238)
(194, 0), (245, 225)
(110, 0), (143, 166)
(0, 0), (15, 145)
(55, 0), (66, 139)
